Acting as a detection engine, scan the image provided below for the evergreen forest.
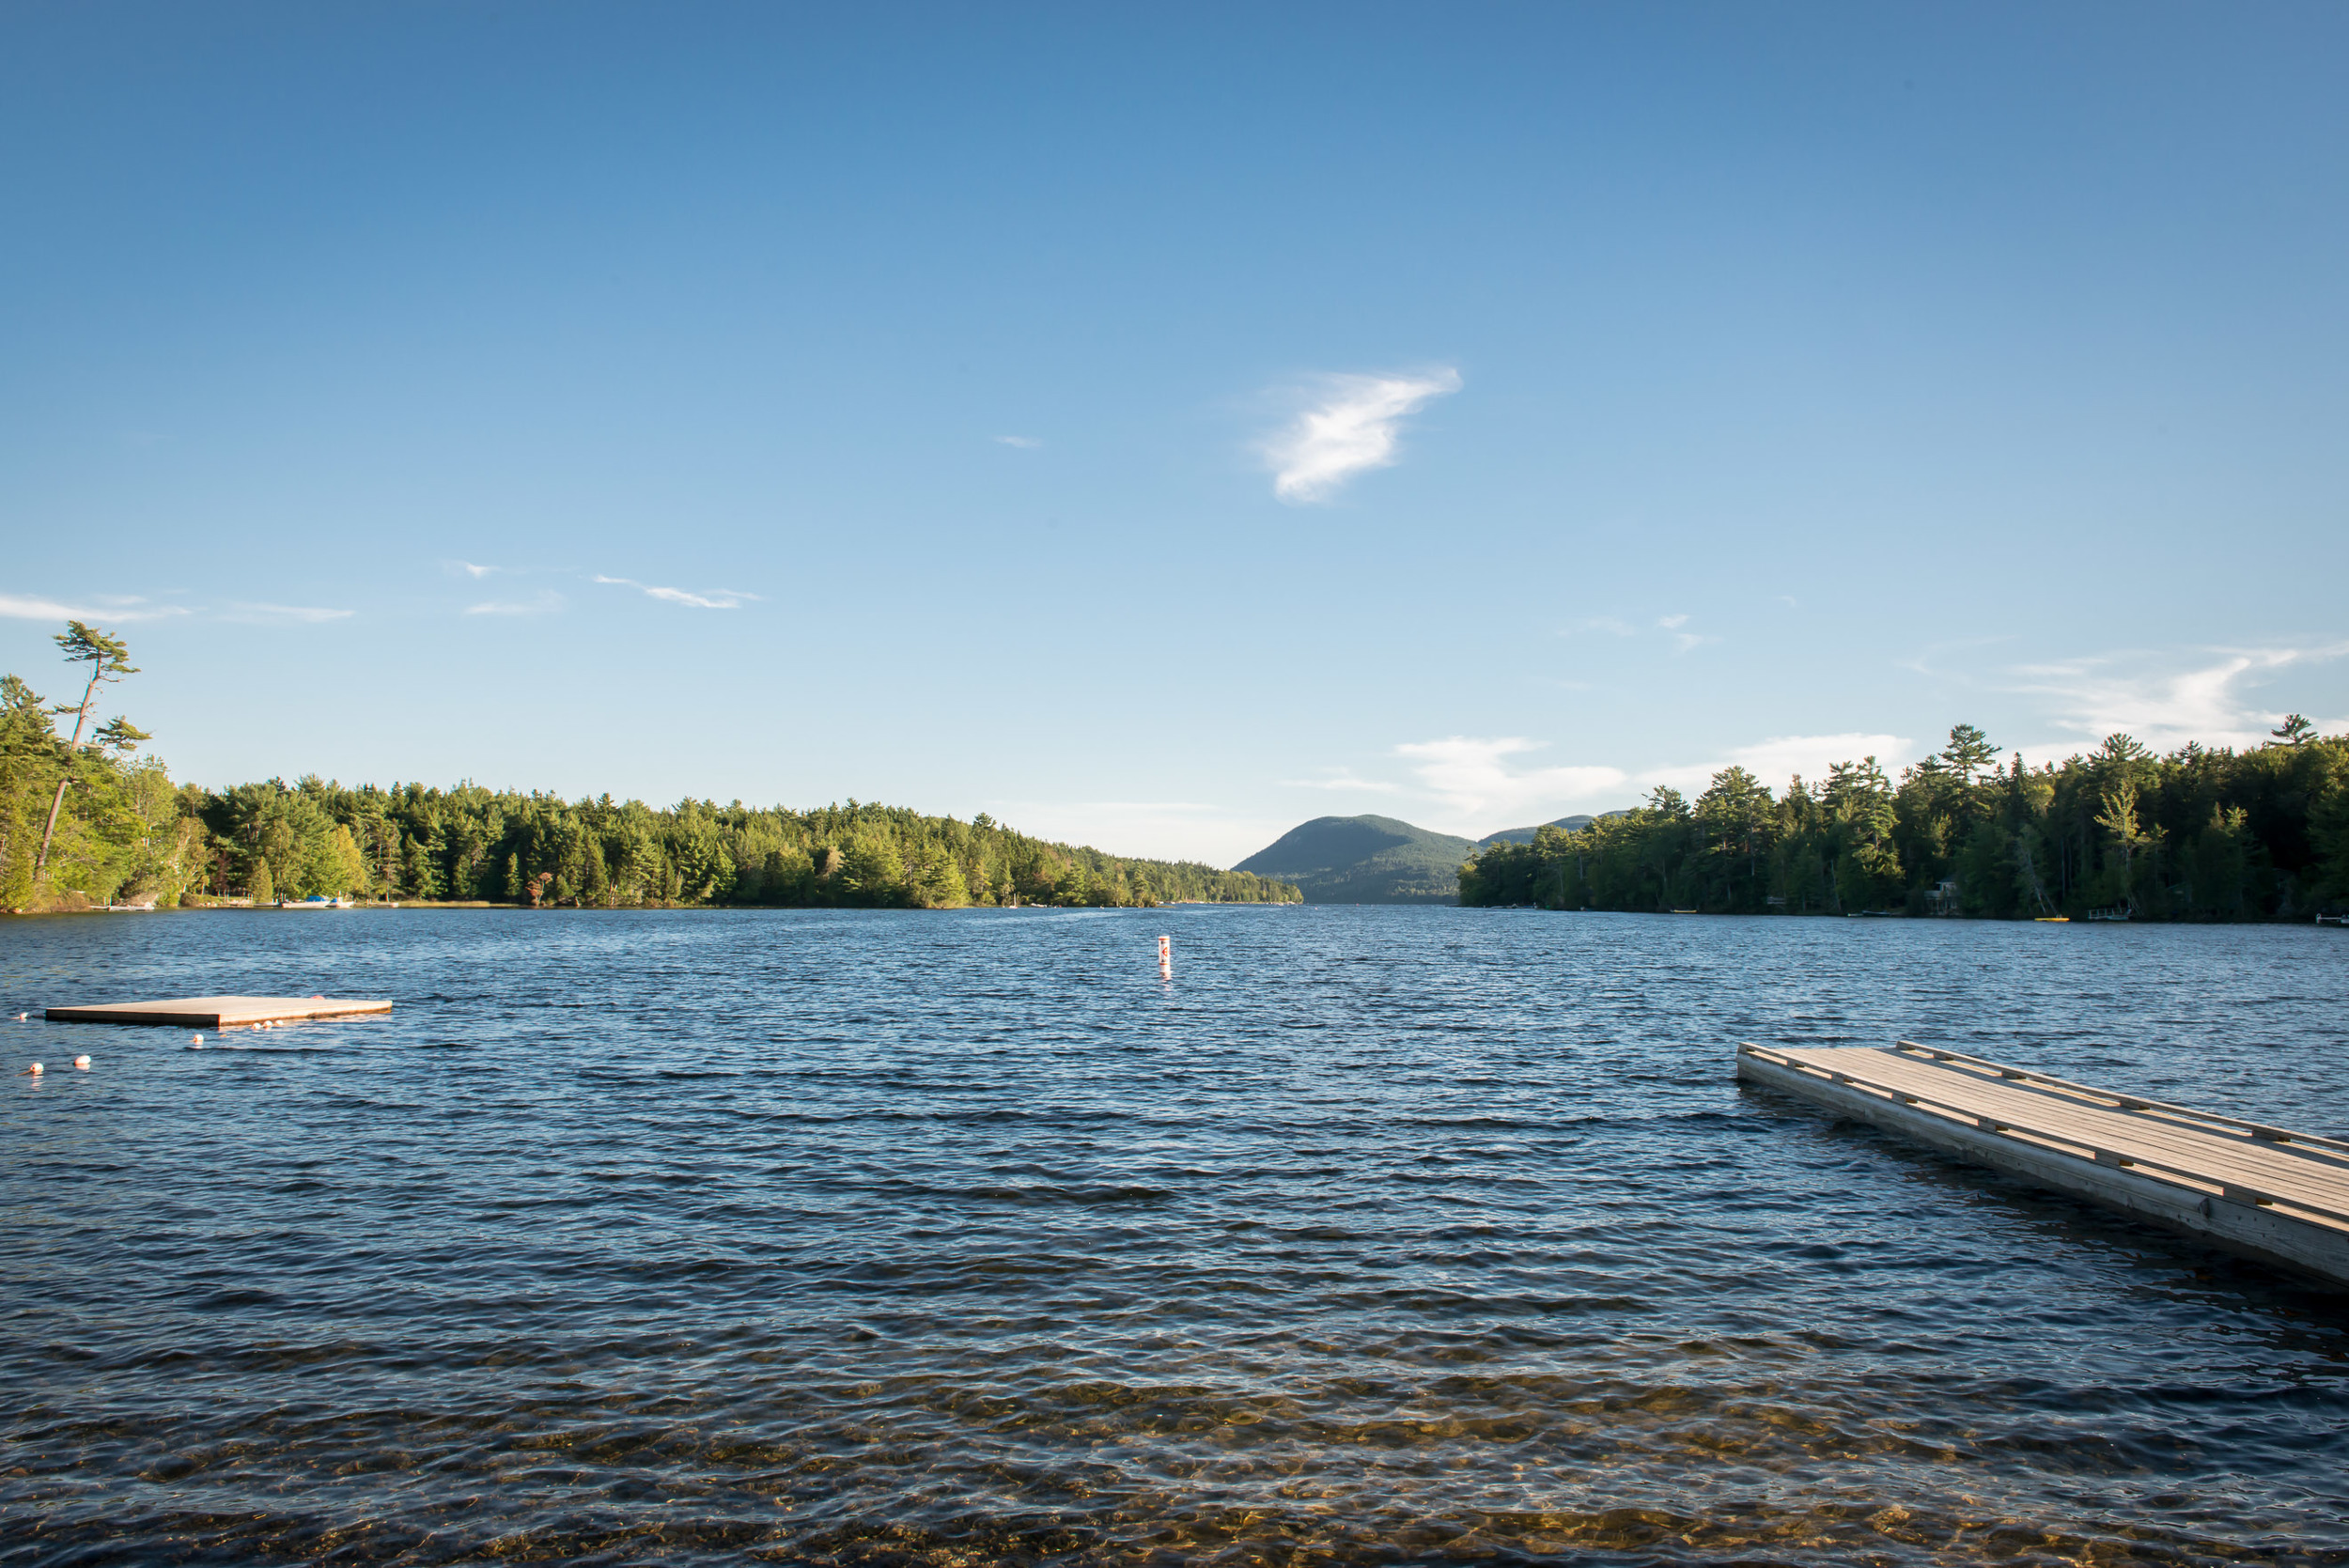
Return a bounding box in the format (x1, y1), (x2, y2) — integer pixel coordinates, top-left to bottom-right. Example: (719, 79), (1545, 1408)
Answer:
(0, 623), (1299, 911)
(1459, 722), (2349, 921)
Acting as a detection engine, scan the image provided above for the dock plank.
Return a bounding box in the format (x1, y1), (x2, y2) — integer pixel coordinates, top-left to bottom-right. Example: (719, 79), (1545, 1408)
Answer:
(45, 996), (393, 1028)
(1737, 1042), (2349, 1284)
(1772, 1050), (2349, 1217)
(1789, 1049), (2349, 1213)
(1890, 1042), (2349, 1154)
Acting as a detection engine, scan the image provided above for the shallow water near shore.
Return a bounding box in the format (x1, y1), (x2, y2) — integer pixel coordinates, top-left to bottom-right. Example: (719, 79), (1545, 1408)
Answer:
(3, 906), (2346, 1566)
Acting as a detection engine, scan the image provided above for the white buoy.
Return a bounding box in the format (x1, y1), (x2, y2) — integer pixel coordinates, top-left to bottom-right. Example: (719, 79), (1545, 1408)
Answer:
(73, 1055), (90, 1071)
(1158, 934), (1172, 977)
(25, 1062), (41, 1076)
(191, 1033), (204, 1046)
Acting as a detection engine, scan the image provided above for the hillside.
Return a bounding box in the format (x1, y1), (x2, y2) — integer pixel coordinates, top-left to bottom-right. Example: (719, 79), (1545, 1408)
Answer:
(1234, 815), (1474, 904)
(1473, 815), (1597, 849)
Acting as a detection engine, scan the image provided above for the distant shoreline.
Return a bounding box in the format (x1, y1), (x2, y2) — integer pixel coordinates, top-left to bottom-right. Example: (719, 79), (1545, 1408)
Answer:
(8, 896), (1306, 917)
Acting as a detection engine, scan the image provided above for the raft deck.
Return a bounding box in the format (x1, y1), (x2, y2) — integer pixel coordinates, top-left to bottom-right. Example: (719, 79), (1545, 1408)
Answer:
(44, 995), (393, 1028)
(1737, 1041), (2349, 1286)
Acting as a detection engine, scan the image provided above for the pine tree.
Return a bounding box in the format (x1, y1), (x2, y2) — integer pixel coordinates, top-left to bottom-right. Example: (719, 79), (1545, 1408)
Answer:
(35, 622), (139, 880)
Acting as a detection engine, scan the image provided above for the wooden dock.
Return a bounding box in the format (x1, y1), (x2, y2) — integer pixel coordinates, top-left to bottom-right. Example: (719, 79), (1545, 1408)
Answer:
(44, 995), (393, 1028)
(1737, 1041), (2349, 1286)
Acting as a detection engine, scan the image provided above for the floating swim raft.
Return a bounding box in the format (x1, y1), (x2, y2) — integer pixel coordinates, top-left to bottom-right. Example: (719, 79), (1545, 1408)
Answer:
(44, 995), (393, 1028)
(1737, 1041), (2349, 1286)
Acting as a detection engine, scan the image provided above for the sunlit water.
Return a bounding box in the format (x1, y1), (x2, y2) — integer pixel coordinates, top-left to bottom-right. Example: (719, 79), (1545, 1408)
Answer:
(4, 907), (2346, 1566)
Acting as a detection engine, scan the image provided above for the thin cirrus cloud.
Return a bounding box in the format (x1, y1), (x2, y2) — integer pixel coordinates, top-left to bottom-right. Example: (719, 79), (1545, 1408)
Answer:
(1657, 613), (1718, 654)
(1278, 768), (1400, 794)
(994, 435), (1043, 449)
(2006, 641), (2349, 752)
(592, 575), (758, 611)
(442, 560), (498, 579)
(1363, 730), (1921, 834)
(465, 591), (565, 616)
(1264, 368), (1461, 504)
(1561, 613), (1716, 652)
(1392, 737), (1628, 826)
(223, 602), (354, 624)
(1638, 732), (1918, 797)
(984, 799), (1288, 869)
(0, 593), (189, 624)
(1566, 616), (1638, 637)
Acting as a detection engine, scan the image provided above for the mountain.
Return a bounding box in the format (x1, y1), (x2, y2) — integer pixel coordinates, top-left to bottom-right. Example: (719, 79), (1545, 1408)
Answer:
(1233, 815), (1474, 904)
(1473, 815), (1597, 849)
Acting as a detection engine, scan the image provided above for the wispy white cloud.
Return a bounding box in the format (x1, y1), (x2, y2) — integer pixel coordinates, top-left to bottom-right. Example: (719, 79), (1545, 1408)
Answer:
(593, 575), (758, 611)
(2005, 642), (2349, 752)
(1893, 632), (2015, 677)
(1565, 616), (1638, 638)
(0, 593), (189, 624)
(1264, 368), (1460, 504)
(1638, 732), (1918, 797)
(1278, 768), (1401, 794)
(466, 591), (565, 616)
(1393, 737), (1627, 827)
(443, 560), (498, 579)
(983, 800), (1289, 866)
(1652, 613), (1720, 653)
(223, 602), (354, 625)
(994, 435), (1043, 449)
(1560, 611), (1715, 652)
(1318, 729), (1918, 836)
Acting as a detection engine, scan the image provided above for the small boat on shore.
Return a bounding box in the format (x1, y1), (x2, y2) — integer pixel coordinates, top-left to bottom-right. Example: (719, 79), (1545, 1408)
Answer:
(275, 896), (352, 909)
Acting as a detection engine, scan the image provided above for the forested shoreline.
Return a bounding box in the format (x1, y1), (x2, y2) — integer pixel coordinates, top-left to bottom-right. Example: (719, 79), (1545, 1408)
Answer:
(0, 623), (1298, 911)
(1459, 722), (2349, 921)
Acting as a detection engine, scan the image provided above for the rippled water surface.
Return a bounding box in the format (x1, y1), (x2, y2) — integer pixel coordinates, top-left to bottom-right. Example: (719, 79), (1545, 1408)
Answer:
(4, 907), (2347, 1566)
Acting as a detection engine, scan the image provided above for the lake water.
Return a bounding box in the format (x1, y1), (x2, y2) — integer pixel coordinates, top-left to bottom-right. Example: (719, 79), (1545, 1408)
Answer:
(3, 907), (2346, 1566)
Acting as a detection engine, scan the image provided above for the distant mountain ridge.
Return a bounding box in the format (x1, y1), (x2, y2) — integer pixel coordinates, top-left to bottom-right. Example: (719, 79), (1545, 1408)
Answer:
(1233, 815), (1472, 904)
(1237, 811), (1641, 904)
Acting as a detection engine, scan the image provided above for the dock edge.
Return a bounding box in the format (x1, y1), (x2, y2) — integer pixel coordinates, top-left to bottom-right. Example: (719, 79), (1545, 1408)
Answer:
(1735, 1042), (2349, 1288)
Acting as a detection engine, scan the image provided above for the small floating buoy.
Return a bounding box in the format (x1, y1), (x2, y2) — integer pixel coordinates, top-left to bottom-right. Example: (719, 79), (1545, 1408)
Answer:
(73, 1055), (90, 1071)
(191, 1033), (204, 1046)
(13, 1012), (24, 1021)
(25, 1062), (41, 1076)
(1158, 934), (1172, 977)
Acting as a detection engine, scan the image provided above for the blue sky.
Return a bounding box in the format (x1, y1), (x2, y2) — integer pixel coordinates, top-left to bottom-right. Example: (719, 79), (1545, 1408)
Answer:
(4, 3), (2344, 862)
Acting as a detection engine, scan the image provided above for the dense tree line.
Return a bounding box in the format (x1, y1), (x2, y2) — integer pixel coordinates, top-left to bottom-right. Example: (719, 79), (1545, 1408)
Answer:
(1, 623), (1299, 910)
(1460, 722), (2349, 921)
